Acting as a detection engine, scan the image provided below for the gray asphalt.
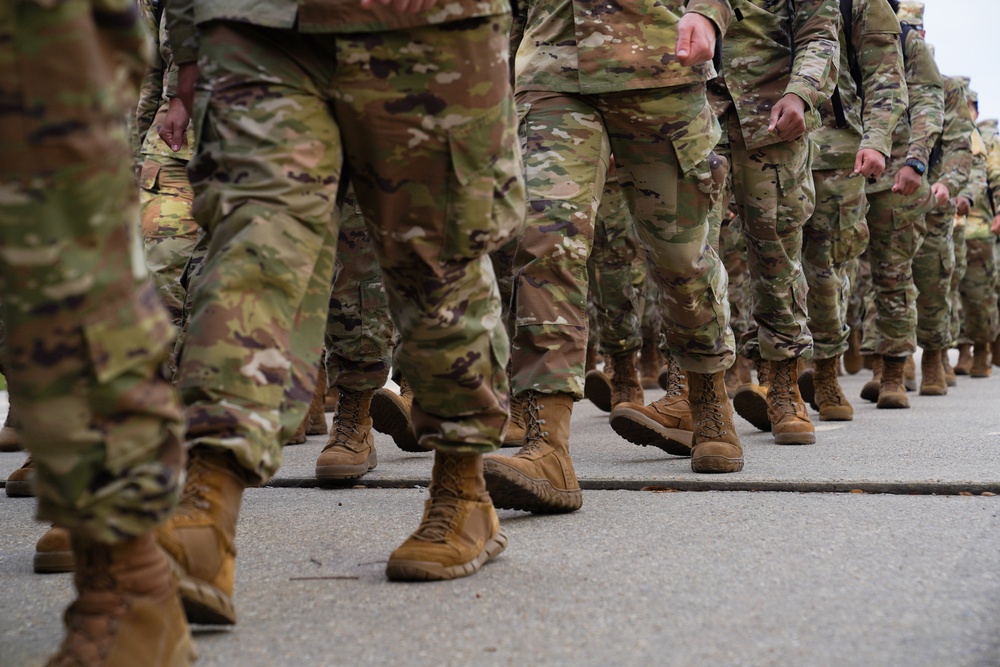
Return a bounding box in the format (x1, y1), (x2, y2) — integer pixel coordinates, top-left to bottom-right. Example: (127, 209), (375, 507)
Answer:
(2, 352), (1000, 666)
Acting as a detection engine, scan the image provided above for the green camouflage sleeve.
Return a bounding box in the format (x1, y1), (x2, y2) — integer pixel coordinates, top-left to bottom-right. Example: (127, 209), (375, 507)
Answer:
(932, 77), (974, 197)
(784, 0), (840, 110)
(987, 135), (1000, 215)
(903, 31), (943, 167)
(855, 0), (906, 158)
(164, 0), (198, 64)
(509, 0), (526, 85)
(959, 129), (987, 211)
(685, 0), (734, 39)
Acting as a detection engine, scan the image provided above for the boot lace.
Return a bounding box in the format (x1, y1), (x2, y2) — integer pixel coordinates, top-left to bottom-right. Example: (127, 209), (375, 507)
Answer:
(58, 545), (123, 666)
(662, 356), (686, 398)
(611, 355), (636, 401)
(176, 454), (213, 517)
(326, 388), (363, 452)
(814, 361), (844, 407)
(695, 376), (727, 441)
(412, 455), (465, 543)
(519, 391), (547, 456)
(769, 361), (798, 416)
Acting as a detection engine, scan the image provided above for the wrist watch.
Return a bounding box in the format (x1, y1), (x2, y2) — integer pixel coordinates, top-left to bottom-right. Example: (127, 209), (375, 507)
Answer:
(905, 158), (926, 175)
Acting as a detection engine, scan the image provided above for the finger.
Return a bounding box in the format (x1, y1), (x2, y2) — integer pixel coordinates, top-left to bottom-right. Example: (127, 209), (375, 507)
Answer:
(768, 106), (782, 133)
(676, 22), (693, 60)
(854, 152), (865, 175)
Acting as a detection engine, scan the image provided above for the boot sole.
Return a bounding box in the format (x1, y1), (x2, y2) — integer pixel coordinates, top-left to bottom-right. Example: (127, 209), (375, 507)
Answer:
(33, 550), (74, 574)
(691, 455), (744, 474)
(818, 410), (853, 422)
(732, 389), (772, 432)
(385, 530), (508, 582)
(773, 432), (816, 445)
(163, 552), (237, 625)
(370, 390), (429, 453)
(919, 386), (947, 396)
(5, 479), (33, 497)
(482, 461), (582, 514)
(306, 419), (329, 436)
(859, 383), (880, 403)
(608, 410), (692, 457)
(877, 400), (910, 409)
(584, 371), (612, 413)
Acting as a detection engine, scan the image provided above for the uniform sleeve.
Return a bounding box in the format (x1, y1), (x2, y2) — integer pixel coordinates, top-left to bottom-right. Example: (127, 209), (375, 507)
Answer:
(855, 0), (906, 158)
(987, 136), (1000, 215)
(934, 79), (974, 197)
(959, 131), (986, 207)
(685, 0), (734, 40)
(165, 0), (198, 65)
(134, 0), (163, 162)
(784, 0), (840, 110)
(903, 33), (943, 167)
(509, 0), (527, 86)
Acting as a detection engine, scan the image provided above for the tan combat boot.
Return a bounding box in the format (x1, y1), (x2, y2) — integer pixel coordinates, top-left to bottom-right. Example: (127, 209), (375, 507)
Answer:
(843, 329), (863, 375)
(813, 356), (853, 421)
(306, 367), (329, 436)
(736, 354), (753, 386)
(733, 357), (771, 432)
(860, 356), (883, 402)
(284, 418), (307, 445)
(877, 356), (909, 409)
(638, 339), (663, 390)
(387, 451), (507, 581)
(325, 386), (339, 412)
(766, 358), (815, 445)
(483, 392), (582, 513)
(47, 533), (196, 667)
(724, 365), (740, 398)
(955, 344), (973, 375)
(35, 525), (73, 574)
(315, 388), (377, 480)
(971, 341), (992, 378)
(919, 350), (948, 396)
(903, 356), (917, 392)
(686, 371), (744, 474)
(992, 335), (1000, 368)
(5, 454), (33, 497)
(0, 402), (21, 452)
(370, 378), (429, 453)
(609, 354), (693, 455)
(941, 349), (958, 386)
(156, 449), (245, 625)
(502, 393), (526, 448)
(609, 350), (643, 409)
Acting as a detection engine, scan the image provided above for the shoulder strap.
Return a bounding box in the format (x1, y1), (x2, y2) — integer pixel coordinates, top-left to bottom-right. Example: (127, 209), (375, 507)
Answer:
(900, 23), (913, 65)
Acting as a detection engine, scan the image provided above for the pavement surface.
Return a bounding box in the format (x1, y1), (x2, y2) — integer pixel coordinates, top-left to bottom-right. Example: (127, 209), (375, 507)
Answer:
(2, 352), (1000, 666)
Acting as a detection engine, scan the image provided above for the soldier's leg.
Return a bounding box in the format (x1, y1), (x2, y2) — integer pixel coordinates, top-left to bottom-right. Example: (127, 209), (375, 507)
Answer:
(914, 205), (957, 355)
(600, 84), (741, 474)
(166, 24), (343, 623)
(801, 168), (869, 420)
(865, 185), (931, 400)
(0, 3), (192, 661)
(728, 113), (815, 444)
(318, 185), (395, 479)
(587, 173), (643, 411)
(334, 17), (519, 577)
(139, 155), (200, 328)
(960, 237), (999, 376)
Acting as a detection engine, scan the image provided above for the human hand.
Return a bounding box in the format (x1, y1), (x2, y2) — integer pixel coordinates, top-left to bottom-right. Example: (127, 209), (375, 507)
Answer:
(158, 97), (190, 152)
(676, 13), (717, 67)
(768, 94), (807, 141)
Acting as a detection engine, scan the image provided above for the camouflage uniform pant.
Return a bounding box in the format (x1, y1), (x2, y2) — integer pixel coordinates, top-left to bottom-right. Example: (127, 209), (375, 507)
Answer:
(139, 154), (200, 327)
(719, 110), (815, 361)
(587, 172), (642, 356)
(720, 219), (753, 341)
(512, 85), (732, 398)
(179, 19), (519, 480)
(948, 223), (967, 347)
(958, 237), (999, 344)
(803, 168), (870, 359)
(913, 203), (957, 350)
(858, 185), (930, 356)
(0, 0), (185, 543)
(324, 186), (393, 393)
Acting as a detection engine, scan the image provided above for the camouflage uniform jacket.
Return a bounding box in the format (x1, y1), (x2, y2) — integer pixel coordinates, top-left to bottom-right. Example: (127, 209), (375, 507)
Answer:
(167, 0), (510, 64)
(137, 0), (194, 162)
(928, 75), (974, 201)
(867, 26), (942, 194)
(980, 119), (1000, 216)
(810, 0), (906, 171)
(714, 0), (840, 150)
(513, 0), (733, 94)
(960, 126), (992, 240)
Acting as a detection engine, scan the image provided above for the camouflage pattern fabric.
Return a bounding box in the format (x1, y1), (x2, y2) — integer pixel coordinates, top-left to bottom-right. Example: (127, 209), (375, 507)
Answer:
(712, 0), (840, 361)
(325, 185), (393, 393)
(948, 223), (967, 347)
(511, 83), (733, 398)
(720, 218), (754, 341)
(958, 238), (998, 345)
(175, 15), (522, 478)
(587, 171), (643, 355)
(0, 0), (185, 544)
(897, 1), (924, 27)
(915, 76), (974, 351)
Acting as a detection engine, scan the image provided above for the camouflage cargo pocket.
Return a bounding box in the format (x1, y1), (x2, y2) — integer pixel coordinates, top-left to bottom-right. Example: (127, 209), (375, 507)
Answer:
(443, 99), (525, 262)
(830, 190), (870, 266)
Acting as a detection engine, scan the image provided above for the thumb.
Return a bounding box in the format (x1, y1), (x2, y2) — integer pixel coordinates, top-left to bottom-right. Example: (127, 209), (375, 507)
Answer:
(853, 151), (865, 175)
(768, 103), (783, 132)
(676, 22), (692, 58)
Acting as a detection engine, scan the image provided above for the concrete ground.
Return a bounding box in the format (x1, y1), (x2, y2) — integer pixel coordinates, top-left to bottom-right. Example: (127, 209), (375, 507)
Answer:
(2, 352), (999, 666)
